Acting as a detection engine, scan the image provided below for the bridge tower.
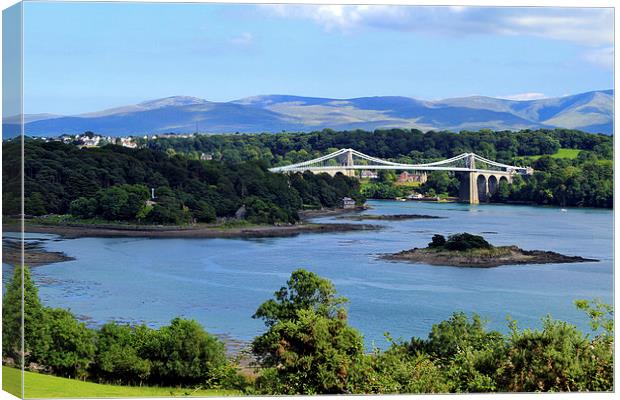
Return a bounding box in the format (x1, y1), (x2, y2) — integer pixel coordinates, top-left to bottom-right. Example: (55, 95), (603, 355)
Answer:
(341, 149), (355, 177)
(458, 154), (480, 204)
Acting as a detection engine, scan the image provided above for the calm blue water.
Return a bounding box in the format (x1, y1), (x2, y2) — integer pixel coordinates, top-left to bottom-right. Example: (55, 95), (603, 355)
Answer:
(3, 201), (613, 349)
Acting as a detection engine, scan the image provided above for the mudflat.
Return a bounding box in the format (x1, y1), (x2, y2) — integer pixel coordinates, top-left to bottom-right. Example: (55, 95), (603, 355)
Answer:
(4, 220), (379, 240)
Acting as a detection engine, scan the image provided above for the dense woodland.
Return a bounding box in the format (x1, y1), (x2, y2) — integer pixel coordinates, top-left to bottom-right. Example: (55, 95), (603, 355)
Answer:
(2, 128), (613, 226)
(141, 128), (612, 165)
(3, 266), (613, 394)
(142, 128), (613, 208)
(2, 139), (362, 224)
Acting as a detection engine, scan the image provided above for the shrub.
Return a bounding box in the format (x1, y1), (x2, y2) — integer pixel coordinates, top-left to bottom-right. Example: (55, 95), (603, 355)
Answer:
(39, 308), (96, 379)
(69, 197), (98, 219)
(145, 318), (228, 386)
(428, 234), (446, 248)
(350, 346), (448, 394)
(92, 323), (151, 385)
(443, 233), (492, 251)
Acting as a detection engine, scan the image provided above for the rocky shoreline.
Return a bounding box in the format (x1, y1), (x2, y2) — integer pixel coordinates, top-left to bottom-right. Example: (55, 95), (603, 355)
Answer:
(3, 219), (379, 240)
(384, 245), (598, 268)
(337, 213), (443, 221)
(2, 237), (75, 266)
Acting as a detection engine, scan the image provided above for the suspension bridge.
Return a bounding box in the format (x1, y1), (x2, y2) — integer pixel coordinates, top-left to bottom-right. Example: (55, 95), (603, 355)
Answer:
(269, 148), (533, 204)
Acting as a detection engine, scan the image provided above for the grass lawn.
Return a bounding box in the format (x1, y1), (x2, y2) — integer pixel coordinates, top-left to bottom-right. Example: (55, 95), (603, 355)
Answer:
(2, 366), (241, 398)
(521, 148), (581, 161)
(394, 181), (422, 187)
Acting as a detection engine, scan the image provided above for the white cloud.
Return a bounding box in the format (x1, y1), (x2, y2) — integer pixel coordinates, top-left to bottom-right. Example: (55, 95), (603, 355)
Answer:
(498, 92), (547, 101)
(262, 5), (613, 47)
(582, 46), (613, 70)
(229, 32), (254, 47)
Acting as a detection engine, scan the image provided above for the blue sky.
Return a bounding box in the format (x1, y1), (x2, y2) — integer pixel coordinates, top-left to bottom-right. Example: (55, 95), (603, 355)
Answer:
(22, 2), (613, 115)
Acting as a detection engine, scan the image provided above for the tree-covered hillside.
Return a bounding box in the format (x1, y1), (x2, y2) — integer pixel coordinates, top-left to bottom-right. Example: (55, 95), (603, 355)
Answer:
(141, 128), (613, 208)
(140, 128), (612, 165)
(2, 139), (362, 223)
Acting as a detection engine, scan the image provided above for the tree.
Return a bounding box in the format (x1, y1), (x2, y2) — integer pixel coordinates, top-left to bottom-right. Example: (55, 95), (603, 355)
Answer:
(2, 265), (48, 366)
(92, 323), (151, 385)
(252, 269), (347, 327)
(378, 170), (396, 183)
(443, 233), (492, 251)
(69, 197), (98, 219)
(192, 200), (217, 223)
(145, 318), (228, 386)
(98, 186), (129, 220)
(252, 269), (365, 394)
(39, 308), (96, 379)
(428, 234), (446, 248)
(423, 172), (459, 196)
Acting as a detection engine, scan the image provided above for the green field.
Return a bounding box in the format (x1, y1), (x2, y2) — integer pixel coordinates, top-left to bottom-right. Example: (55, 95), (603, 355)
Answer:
(2, 366), (240, 398)
(394, 181), (422, 187)
(522, 148), (581, 161)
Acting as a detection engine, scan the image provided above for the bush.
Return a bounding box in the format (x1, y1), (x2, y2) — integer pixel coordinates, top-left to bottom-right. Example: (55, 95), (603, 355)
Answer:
(39, 308), (96, 379)
(92, 323), (151, 385)
(144, 318), (228, 386)
(69, 197), (98, 219)
(443, 233), (492, 251)
(350, 346), (448, 394)
(244, 196), (291, 224)
(500, 317), (593, 391)
(428, 234), (446, 248)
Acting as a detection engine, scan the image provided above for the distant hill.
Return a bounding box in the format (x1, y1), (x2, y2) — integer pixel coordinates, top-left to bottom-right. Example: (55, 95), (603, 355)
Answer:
(7, 90), (613, 137)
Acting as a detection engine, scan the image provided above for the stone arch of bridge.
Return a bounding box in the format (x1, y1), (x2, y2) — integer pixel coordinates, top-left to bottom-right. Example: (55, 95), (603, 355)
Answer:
(473, 172), (514, 203)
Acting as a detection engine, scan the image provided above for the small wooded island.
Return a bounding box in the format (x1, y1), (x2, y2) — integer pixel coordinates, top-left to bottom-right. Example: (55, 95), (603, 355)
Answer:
(384, 233), (598, 268)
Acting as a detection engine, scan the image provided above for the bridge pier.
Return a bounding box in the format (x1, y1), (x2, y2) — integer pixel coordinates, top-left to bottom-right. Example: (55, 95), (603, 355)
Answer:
(458, 172), (479, 204)
(458, 172), (513, 204)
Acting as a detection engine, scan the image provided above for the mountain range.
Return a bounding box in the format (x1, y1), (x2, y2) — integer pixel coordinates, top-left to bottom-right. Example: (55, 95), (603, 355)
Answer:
(4, 90), (613, 137)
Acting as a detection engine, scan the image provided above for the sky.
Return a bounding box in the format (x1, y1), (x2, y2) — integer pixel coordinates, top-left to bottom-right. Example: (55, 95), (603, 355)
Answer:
(21, 2), (614, 115)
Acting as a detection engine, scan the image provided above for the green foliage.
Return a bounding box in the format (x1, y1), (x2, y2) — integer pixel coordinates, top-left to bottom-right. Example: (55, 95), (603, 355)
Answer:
(492, 155), (612, 208)
(422, 171), (459, 197)
(91, 319), (235, 388)
(428, 234), (446, 248)
(252, 269), (364, 394)
(93, 323), (152, 385)
(377, 170), (397, 183)
(574, 299), (613, 334)
(190, 200), (217, 223)
(350, 346), (449, 394)
(360, 182), (405, 199)
(38, 308), (96, 379)
(410, 313), (503, 361)
(146, 318), (228, 386)
(500, 316), (605, 392)
(404, 304), (614, 393)
(434, 233), (492, 251)
(5, 139), (360, 224)
(244, 196), (292, 224)
(69, 197), (98, 219)
(1, 266), (614, 394)
(2, 265), (48, 366)
(143, 128), (610, 164)
(253, 308), (365, 394)
(252, 269), (347, 327)
(133, 127), (612, 208)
